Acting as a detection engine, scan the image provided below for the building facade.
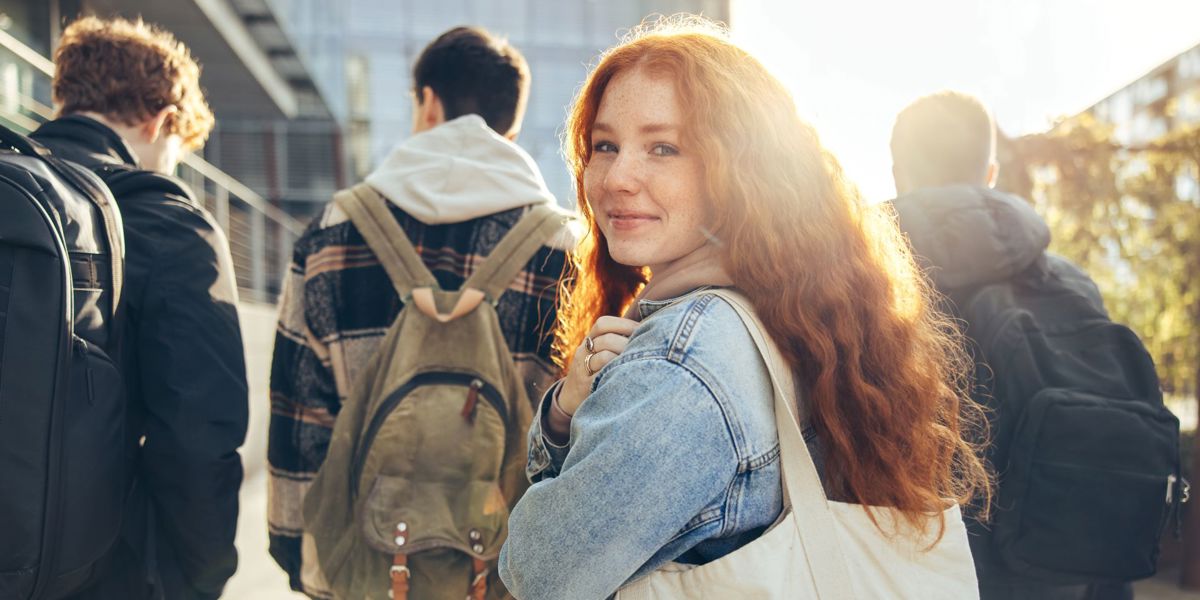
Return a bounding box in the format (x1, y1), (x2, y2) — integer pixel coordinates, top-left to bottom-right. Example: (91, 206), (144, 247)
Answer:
(1089, 42), (1200, 147)
(1086, 41), (1200, 202)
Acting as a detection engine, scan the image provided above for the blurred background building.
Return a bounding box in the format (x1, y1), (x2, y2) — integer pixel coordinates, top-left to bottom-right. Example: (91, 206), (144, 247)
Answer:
(1084, 41), (1200, 205)
(1088, 42), (1200, 147)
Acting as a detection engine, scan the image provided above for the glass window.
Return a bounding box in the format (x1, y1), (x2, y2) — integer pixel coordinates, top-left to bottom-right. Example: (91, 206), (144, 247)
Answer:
(527, 0), (585, 45)
(410, 0), (470, 39)
(1179, 48), (1200, 80)
(589, 1), (649, 46)
(470, 0), (529, 39)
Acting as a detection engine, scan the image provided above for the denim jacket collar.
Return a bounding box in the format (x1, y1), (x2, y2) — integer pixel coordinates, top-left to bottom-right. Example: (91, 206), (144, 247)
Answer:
(635, 285), (724, 320)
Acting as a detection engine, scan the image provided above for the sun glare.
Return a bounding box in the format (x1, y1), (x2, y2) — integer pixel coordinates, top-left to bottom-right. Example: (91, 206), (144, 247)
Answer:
(731, 0), (1200, 204)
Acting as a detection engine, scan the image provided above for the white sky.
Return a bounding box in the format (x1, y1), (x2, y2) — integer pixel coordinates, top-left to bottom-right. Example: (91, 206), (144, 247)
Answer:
(730, 0), (1200, 202)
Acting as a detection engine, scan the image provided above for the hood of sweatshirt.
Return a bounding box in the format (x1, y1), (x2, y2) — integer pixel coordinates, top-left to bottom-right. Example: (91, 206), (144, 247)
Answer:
(892, 185), (1051, 291)
(364, 115), (558, 225)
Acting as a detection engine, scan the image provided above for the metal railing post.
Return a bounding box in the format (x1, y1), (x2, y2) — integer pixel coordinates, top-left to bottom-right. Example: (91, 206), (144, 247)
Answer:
(215, 185), (231, 236)
(251, 209), (267, 303)
(276, 220), (293, 296)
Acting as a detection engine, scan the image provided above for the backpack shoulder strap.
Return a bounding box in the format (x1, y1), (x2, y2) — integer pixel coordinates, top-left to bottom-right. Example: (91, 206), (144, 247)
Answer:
(334, 183), (438, 299)
(461, 204), (567, 303)
(0, 123), (51, 158)
(1, 124), (126, 323)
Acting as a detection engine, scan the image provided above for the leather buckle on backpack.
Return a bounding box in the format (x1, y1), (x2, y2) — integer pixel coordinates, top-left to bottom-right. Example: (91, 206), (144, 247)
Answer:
(390, 554), (410, 600)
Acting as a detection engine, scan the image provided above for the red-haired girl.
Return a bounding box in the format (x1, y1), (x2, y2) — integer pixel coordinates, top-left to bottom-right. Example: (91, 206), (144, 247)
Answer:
(499, 16), (988, 599)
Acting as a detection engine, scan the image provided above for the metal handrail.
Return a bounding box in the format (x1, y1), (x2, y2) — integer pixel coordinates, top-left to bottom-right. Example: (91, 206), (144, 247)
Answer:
(0, 29), (53, 74)
(178, 147), (304, 234)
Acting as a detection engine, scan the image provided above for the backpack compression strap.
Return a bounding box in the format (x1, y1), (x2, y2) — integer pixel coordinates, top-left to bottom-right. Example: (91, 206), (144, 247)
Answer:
(334, 183), (439, 301)
(461, 203), (567, 304)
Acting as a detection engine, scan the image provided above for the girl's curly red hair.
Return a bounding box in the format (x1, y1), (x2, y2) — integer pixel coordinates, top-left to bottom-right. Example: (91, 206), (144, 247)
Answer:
(556, 16), (991, 536)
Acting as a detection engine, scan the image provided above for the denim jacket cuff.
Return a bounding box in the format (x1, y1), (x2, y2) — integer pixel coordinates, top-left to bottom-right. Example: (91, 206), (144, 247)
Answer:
(527, 380), (571, 482)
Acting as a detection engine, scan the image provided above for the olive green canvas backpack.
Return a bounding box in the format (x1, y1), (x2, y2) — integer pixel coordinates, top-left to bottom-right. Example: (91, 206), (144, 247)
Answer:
(302, 184), (565, 600)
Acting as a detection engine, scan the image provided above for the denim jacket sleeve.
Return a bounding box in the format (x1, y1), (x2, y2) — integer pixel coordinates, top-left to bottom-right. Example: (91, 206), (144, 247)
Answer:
(499, 356), (738, 600)
(525, 380), (572, 483)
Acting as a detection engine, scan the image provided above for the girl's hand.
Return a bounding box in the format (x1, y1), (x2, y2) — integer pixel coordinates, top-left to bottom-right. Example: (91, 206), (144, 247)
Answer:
(557, 316), (639, 416)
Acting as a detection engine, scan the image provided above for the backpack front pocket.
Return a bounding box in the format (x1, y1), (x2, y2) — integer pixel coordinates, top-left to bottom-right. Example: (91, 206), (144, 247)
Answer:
(994, 388), (1180, 584)
(59, 336), (126, 573)
(361, 476), (509, 560)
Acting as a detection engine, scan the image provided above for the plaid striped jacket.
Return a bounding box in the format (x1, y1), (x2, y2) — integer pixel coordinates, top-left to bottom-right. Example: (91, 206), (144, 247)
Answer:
(267, 200), (569, 596)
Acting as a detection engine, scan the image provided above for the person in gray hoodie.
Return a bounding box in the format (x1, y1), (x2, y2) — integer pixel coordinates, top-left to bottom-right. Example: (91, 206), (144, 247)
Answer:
(266, 26), (573, 598)
(890, 91), (1132, 600)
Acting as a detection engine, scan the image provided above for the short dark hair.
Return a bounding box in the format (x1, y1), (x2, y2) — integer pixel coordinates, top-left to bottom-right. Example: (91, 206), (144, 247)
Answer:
(413, 26), (530, 137)
(890, 91), (995, 189)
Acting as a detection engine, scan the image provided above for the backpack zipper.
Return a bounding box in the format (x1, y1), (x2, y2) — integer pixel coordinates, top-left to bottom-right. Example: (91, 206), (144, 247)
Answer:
(350, 372), (506, 499)
(462, 379), (484, 424)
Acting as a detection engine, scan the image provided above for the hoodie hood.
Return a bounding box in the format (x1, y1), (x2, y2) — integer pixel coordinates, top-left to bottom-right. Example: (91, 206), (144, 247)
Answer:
(892, 185), (1050, 291)
(365, 115), (558, 225)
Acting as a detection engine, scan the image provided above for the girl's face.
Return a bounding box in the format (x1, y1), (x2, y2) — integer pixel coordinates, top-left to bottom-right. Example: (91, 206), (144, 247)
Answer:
(583, 68), (711, 273)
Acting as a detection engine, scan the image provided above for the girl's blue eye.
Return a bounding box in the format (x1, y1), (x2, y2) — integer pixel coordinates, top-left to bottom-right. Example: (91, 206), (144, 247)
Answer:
(593, 141), (617, 153)
(651, 144), (679, 157)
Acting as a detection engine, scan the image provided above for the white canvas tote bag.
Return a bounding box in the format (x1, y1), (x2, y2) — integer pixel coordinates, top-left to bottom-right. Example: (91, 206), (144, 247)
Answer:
(617, 290), (979, 600)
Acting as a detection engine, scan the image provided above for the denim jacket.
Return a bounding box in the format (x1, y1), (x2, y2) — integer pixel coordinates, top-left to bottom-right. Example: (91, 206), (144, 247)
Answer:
(498, 291), (793, 600)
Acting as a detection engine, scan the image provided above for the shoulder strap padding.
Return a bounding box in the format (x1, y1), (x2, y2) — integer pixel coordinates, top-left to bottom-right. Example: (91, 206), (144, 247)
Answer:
(462, 204), (566, 303)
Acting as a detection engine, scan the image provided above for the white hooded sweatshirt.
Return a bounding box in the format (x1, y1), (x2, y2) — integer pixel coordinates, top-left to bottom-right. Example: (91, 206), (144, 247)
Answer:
(365, 114), (561, 225)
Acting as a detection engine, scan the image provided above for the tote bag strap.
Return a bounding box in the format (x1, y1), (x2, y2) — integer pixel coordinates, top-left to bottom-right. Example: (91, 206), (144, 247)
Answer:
(705, 289), (856, 599)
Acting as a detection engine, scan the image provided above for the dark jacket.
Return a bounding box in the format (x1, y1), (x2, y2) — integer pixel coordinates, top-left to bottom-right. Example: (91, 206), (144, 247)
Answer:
(893, 185), (1112, 596)
(892, 183), (1104, 318)
(32, 116), (248, 600)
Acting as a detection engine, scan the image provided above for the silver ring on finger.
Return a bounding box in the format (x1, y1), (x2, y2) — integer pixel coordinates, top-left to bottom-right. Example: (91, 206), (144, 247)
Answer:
(585, 336), (595, 352)
(585, 351), (599, 376)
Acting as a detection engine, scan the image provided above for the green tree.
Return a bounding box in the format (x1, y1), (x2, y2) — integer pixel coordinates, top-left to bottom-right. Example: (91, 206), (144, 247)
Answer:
(998, 115), (1200, 402)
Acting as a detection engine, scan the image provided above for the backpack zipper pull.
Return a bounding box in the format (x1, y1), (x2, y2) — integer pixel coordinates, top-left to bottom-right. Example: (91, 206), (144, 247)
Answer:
(75, 338), (95, 405)
(462, 379), (484, 424)
(1172, 474), (1191, 539)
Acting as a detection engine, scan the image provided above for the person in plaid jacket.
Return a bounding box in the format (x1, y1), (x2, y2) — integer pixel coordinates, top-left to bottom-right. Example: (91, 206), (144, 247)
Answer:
(266, 26), (573, 597)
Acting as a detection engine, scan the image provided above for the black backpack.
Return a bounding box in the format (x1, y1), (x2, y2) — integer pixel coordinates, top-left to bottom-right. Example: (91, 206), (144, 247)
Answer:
(954, 253), (1184, 585)
(0, 125), (129, 600)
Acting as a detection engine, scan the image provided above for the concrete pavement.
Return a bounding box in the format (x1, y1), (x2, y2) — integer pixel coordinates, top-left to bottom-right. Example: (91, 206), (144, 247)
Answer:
(224, 302), (305, 599)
